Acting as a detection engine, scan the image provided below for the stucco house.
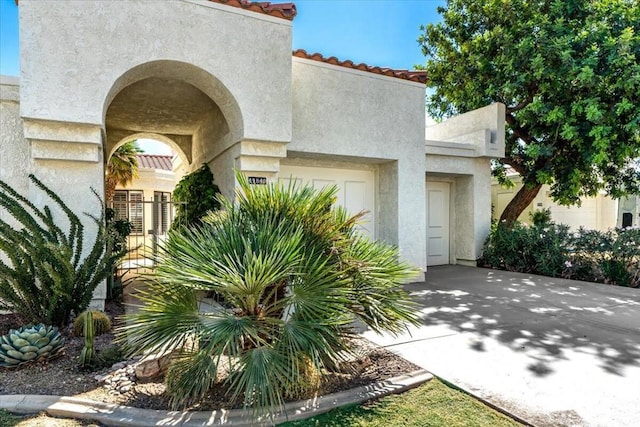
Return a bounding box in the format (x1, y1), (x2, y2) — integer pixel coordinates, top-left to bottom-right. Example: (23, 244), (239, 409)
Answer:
(491, 171), (620, 231)
(0, 0), (505, 308)
(492, 169), (640, 231)
(618, 195), (640, 228)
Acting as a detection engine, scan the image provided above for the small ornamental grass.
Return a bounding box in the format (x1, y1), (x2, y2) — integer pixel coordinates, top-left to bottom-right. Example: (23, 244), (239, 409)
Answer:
(117, 172), (420, 414)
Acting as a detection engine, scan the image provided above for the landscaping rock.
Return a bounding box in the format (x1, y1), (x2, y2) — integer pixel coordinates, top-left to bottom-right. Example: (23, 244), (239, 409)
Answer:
(134, 353), (173, 380)
(98, 358), (140, 395)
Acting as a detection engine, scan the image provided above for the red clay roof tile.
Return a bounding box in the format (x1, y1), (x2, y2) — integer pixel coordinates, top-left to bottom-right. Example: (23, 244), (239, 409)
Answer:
(210, 0), (297, 21)
(15, 0), (297, 20)
(292, 49), (427, 83)
(137, 154), (173, 171)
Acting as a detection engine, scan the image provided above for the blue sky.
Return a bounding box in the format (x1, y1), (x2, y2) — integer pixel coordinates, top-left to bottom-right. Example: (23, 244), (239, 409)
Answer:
(0, 0), (444, 154)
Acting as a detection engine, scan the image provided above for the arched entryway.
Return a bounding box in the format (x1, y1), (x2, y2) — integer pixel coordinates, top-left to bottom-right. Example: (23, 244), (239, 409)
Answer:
(103, 60), (244, 201)
(102, 61), (243, 270)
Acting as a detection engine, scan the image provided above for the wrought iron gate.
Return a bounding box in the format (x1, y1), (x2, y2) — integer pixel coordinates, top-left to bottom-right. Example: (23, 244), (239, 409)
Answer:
(109, 193), (182, 271)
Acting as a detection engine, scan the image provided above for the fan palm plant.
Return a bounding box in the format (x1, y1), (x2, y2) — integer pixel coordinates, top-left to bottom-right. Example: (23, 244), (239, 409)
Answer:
(105, 141), (142, 202)
(117, 172), (420, 415)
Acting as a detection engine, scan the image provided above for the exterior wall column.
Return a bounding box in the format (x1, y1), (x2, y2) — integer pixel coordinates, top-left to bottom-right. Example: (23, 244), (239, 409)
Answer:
(235, 140), (288, 184)
(208, 140), (288, 201)
(23, 118), (107, 309)
(397, 156), (428, 276)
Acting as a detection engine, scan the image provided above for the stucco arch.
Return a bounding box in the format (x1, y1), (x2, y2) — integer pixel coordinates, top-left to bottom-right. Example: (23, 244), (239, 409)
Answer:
(102, 60), (244, 139)
(108, 133), (189, 168)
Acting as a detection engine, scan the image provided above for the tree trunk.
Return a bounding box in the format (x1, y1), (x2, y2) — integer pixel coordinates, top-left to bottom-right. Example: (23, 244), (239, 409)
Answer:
(104, 176), (116, 203)
(499, 183), (543, 225)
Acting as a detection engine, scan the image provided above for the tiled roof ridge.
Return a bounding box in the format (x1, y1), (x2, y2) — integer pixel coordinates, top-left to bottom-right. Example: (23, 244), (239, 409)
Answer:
(138, 153), (173, 158)
(14, 0), (298, 20)
(210, 0), (297, 21)
(293, 49), (427, 83)
(136, 154), (174, 171)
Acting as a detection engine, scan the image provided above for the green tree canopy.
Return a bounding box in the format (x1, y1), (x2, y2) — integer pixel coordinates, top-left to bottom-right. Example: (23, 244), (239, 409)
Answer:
(419, 0), (640, 223)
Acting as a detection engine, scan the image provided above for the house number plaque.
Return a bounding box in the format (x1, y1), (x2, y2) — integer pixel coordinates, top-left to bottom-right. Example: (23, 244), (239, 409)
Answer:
(248, 176), (267, 185)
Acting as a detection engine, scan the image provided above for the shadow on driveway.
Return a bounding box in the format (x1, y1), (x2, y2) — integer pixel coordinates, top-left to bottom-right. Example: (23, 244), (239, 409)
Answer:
(408, 265), (640, 378)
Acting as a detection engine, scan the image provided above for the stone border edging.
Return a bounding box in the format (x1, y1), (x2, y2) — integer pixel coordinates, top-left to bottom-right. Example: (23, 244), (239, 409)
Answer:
(0, 369), (433, 426)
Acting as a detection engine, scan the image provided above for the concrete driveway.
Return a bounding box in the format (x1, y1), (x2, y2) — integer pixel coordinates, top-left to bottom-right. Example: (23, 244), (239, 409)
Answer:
(362, 265), (640, 427)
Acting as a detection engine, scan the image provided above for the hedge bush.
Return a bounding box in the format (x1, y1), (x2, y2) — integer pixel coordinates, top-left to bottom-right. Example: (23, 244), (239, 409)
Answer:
(479, 222), (640, 287)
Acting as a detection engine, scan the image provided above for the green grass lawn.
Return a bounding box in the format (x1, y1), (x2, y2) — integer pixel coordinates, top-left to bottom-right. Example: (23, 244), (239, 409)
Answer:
(0, 410), (94, 427)
(0, 379), (522, 427)
(0, 409), (23, 427)
(280, 378), (523, 427)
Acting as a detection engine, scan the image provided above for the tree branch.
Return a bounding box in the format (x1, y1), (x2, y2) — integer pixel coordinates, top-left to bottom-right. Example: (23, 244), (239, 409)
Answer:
(505, 113), (538, 145)
(506, 93), (534, 113)
(497, 157), (526, 176)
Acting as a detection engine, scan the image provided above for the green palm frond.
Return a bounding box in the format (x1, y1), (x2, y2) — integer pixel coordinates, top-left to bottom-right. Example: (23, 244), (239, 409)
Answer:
(166, 350), (221, 409)
(105, 141), (142, 201)
(119, 170), (420, 414)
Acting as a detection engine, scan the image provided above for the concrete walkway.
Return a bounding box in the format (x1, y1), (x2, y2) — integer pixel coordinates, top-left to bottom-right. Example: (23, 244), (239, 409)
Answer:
(362, 265), (640, 427)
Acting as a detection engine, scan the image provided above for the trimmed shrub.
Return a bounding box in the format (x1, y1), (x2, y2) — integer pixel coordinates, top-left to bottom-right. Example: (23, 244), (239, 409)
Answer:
(480, 221), (640, 287)
(479, 221), (570, 277)
(567, 227), (640, 287)
(171, 164), (221, 230)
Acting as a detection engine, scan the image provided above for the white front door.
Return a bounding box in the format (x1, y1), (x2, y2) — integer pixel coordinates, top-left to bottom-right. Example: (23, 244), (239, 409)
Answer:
(279, 165), (375, 239)
(426, 181), (450, 266)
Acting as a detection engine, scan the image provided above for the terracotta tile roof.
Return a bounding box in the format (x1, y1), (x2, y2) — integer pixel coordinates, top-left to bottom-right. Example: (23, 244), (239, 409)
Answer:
(210, 0), (297, 21)
(15, 0), (297, 20)
(293, 49), (427, 84)
(137, 154), (173, 171)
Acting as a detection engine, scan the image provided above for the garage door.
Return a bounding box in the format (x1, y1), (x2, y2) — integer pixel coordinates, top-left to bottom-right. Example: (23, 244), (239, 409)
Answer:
(279, 165), (375, 238)
(426, 181), (450, 266)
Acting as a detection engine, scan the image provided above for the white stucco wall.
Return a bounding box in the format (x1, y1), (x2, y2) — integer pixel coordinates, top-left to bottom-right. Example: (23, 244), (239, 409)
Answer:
(0, 76), (29, 198)
(1, 76), (104, 243)
(492, 177), (620, 231)
(119, 168), (177, 196)
(425, 103), (506, 265)
(289, 57), (427, 272)
(19, 0), (293, 144)
(7, 0), (506, 292)
(426, 157), (494, 264)
(1, 76), (107, 307)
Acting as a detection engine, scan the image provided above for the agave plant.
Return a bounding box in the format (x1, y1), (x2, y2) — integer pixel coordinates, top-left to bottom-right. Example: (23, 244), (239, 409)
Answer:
(0, 324), (65, 368)
(118, 172), (420, 413)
